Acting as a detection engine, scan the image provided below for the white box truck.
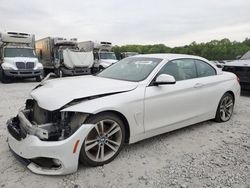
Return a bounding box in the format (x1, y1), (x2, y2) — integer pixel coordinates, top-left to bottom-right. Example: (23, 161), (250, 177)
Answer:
(36, 37), (94, 77)
(78, 41), (118, 71)
(0, 32), (43, 83)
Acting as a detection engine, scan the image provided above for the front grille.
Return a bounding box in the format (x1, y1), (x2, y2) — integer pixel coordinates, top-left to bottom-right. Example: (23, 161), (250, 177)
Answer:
(26, 62), (34, 69)
(16, 62), (34, 69)
(16, 62), (25, 69)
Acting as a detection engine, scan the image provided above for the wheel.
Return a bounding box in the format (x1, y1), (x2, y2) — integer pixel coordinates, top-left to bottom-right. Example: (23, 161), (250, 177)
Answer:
(80, 112), (125, 166)
(0, 68), (11, 83)
(99, 66), (105, 72)
(35, 73), (44, 82)
(43, 69), (50, 77)
(215, 93), (234, 122)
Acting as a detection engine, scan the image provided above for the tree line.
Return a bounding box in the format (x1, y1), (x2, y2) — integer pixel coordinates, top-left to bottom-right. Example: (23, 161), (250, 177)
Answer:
(113, 38), (250, 60)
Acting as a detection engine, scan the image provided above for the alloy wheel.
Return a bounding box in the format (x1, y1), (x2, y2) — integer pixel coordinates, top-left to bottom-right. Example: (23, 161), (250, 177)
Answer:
(219, 95), (234, 121)
(84, 119), (122, 162)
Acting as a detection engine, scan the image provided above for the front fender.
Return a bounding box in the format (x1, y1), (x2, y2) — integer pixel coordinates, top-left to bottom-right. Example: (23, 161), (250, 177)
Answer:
(61, 97), (121, 114)
(61, 89), (145, 140)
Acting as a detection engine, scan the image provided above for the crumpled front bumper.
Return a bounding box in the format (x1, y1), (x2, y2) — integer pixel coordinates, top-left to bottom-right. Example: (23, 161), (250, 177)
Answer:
(7, 117), (94, 175)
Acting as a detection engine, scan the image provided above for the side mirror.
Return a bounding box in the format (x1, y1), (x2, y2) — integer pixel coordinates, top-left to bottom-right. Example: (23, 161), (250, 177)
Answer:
(154, 74), (176, 85)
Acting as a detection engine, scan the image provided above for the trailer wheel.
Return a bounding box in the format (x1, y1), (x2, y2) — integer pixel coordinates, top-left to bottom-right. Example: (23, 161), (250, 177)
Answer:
(0, 68), (11, 83)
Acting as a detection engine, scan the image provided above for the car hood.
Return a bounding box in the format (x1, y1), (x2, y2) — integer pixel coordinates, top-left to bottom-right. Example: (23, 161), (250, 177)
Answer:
(31, 75), (138, 111)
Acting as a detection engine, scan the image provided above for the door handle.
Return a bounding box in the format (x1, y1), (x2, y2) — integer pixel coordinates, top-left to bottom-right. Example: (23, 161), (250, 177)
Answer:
(194, 83), (204, 88)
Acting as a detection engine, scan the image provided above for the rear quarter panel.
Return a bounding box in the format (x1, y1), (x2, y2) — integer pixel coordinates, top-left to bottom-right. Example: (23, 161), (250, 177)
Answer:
(216, 71), (240, 111)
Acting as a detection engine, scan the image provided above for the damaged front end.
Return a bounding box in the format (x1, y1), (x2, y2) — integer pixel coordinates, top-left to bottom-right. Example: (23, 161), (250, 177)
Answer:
(7, 99), (94, 175)
(7, 99), (89, 142)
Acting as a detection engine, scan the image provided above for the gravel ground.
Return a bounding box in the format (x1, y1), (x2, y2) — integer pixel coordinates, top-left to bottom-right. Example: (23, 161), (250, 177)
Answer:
(0, 80), (250, 188)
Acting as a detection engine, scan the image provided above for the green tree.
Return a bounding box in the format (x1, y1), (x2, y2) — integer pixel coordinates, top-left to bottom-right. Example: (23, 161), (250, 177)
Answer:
(112, 38), (250, 60)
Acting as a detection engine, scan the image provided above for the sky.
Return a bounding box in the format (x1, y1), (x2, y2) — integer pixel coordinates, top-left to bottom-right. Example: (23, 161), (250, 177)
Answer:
(0, 0), (249, 47)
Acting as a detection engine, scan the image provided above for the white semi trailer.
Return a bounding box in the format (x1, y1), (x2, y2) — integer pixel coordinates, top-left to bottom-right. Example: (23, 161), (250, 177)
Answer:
(0, 32), (43, 83)
(78, 41), (118, 71)
(36, 37), (94, 77)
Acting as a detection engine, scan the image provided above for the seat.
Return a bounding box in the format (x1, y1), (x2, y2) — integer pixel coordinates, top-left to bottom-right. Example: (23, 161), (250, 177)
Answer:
(164, 63), (185, 81)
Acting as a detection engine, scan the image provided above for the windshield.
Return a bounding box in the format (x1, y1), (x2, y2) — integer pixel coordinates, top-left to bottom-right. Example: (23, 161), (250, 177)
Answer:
(4, 48), (36, 58)
(98, 57), (162, 82)
(99, 52), (117, 60)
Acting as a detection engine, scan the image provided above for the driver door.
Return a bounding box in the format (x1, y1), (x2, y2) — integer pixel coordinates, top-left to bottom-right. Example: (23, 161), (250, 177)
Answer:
(144, 59), (202, 132)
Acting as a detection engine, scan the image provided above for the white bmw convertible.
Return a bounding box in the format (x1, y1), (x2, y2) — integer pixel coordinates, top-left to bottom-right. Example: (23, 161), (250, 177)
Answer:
(7, 54), (240, 175)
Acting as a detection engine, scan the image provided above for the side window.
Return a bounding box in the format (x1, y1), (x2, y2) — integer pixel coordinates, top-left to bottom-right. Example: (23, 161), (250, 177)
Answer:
(159, 59), (197, 81)
(195, 60), (216, 77)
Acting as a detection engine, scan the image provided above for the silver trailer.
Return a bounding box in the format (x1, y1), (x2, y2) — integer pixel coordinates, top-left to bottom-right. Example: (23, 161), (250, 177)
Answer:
(36, 37), (94, 77)
(0, 32), (43, 83)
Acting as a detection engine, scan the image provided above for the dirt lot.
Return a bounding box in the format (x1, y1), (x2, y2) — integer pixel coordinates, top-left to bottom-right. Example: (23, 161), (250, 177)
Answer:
(0, 80), (250, 188)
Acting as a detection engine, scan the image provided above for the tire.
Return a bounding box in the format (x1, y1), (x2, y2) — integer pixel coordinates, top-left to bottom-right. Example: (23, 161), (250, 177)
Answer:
(215, 93), (234, 122)
(99, 66), (105, 72)
(35, 73), (44, 82)
(80, 112), (125, 167)
(0, 68), (11, 83)
(43, 69), (50, 77)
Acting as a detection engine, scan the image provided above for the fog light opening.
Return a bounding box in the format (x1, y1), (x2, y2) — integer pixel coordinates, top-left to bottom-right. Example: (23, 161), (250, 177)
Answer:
(52, 158), (62, 167)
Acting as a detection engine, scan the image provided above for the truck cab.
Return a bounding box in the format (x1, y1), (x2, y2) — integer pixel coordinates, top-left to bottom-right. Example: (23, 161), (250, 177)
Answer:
(78, 41), (118, 72)
(0, 32), (43, 83)
(96, 51), (118, 70)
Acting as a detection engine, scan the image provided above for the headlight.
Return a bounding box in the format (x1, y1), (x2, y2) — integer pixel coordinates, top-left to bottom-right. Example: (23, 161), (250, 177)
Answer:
(34, 63), (43, 70)
(1, 63), (14, 70)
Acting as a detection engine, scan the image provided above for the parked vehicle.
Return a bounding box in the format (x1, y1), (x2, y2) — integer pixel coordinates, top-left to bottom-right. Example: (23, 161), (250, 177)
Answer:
(223, 59), (250, 90)
(120, 52), (139, 59)
(78, 41), (118, 71)
(7, 54), (240, 175)
(36, 37), (94, 77)
(210, 60), (226, 68)
(0, 32), (43, 83)
(240, 50), (250, 60)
